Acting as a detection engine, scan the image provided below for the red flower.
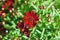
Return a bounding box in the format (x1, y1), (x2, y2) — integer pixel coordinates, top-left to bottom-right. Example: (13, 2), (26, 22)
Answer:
(16, 22), (30, 37)
(0, 23), (7, 35)
(23, 10), (39, 28)
(16, 22), (24, 29)
(2, 0), (12, 9)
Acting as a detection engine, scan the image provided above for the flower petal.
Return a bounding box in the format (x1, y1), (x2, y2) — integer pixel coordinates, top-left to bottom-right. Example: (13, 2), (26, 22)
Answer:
(24, 20), (28, 27)
(28, 22), (33, 28)
(24, 12), (30, 16)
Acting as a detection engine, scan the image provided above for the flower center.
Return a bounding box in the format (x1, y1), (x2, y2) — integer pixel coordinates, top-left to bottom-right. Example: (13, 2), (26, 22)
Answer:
(28, 17), (33, 22)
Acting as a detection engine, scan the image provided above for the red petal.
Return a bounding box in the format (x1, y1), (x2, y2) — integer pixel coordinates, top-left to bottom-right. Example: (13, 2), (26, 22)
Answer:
(2, 5), (6, 8)
(29, 10), (34, 14)
(5, 2), (8, 6)
(16, 22), (22, 29)
(7, 1), (12, 6)
(24, 20), (28, 27)
(28, 22), (33, 28)
(23, 15), (28, 20)
(24, 12), (30, 16)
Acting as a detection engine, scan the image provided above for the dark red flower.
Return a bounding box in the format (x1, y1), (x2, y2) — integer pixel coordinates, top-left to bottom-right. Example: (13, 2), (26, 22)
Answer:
(23, 10), (39, 28)
(16, 22), (30, 37)
(0, 23), (7, 35)
(23, 28), (30, 37)
(16, 22), (24, 29)
(2, 0), (12, 9)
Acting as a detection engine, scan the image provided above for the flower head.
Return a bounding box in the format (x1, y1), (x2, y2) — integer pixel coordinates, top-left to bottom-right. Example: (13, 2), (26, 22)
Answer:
(2, 0), (12, 9)
(23, 10), (39, 28)
(16, 22), (30, 37)
(0, 23), (7, 35)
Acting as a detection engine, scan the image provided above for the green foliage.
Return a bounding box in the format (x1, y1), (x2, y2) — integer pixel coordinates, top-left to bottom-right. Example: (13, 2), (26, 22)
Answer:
(1, 0), (60, 40)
